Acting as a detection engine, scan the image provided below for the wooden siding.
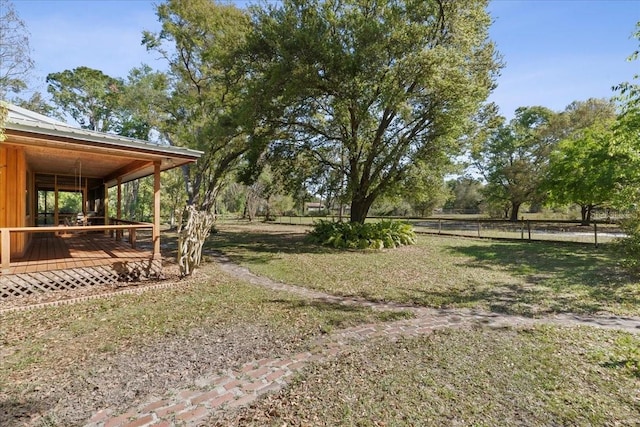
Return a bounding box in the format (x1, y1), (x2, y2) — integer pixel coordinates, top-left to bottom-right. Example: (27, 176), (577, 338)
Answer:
(0, 145), (27, 256)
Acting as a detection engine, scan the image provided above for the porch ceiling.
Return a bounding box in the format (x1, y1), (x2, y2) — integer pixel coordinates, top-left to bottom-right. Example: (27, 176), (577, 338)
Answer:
(5, 128), (201, 186)
(3, 102), (202, 186)
(25, 143), (142, 179)
(12, 132), (183, 186)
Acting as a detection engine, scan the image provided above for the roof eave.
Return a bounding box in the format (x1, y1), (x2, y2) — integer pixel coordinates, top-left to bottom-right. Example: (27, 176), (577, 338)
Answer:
(4, 121), (203, 161)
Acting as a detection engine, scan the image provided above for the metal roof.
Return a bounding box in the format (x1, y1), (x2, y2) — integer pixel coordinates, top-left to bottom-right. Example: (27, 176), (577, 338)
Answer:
(3, 102), (203, 160)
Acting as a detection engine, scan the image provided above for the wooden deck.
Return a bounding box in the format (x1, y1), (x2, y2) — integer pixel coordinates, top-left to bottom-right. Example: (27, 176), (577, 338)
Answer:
(1, 233), (161, 299)
(8, 233), (152, 275)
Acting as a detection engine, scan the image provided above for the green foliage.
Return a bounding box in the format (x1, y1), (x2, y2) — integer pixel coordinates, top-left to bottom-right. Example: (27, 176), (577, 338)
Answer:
(309, 219), (416, 250)
(57, 192), (81, 214)
(611, 23), (640, 269)
(616, 211), (640, 270)
(11, 92), (59, 118)
(399, 157), (452, 217)
(543, 99), (619, 224)
(116, 65), (168, 140)
(0, 101), (6, 142)
(46, 66), (124, 132)
(443, 177), (484, 213)
(473, 106), (556, 221)
(45, 65), (167, 140)
(370, 195), (412, 217)
(240, 0), (500, 223)
(612, 23), (640, 207)
(143, 0), (252, 211)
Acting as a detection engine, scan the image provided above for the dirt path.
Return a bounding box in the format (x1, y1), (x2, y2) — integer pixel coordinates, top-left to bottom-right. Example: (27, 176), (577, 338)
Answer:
(80, 253), (640, 427)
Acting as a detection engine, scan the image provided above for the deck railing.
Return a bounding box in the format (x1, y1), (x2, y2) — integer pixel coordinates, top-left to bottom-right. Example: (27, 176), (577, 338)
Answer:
(0, 222), (154, 274)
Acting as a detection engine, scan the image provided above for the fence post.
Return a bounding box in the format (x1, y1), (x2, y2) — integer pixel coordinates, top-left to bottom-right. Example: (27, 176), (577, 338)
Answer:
(527, 220), (531, 241)
(438, 219), (442, 235)
(477, 220), (481, 238)
(521, 217), (524, 240)
(594, 223), (598, 248)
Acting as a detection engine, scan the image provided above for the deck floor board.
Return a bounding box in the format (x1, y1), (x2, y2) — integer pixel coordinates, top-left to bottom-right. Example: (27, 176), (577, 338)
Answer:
(7, 233), (152, 275)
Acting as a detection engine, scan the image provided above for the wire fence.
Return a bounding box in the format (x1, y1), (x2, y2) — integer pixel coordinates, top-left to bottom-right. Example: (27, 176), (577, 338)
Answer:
(229, 214), (626, 247)
(408, 218), (625, 247)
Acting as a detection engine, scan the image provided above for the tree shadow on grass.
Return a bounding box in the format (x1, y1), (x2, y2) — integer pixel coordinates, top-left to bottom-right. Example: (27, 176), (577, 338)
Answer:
(394, 281), (612, 317)
(445, 241), (640, 316)
(205, 229), (338, 265)
(267, 298), (413, 330)
(0, 396), (54, 427)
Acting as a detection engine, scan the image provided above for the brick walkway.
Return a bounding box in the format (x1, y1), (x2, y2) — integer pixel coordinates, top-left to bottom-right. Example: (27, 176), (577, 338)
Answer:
(81, 253), (639, 427)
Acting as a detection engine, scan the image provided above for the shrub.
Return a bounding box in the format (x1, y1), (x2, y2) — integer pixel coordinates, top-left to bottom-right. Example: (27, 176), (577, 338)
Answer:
(615, 211), (640, 270)
(308, 219), (416, 249)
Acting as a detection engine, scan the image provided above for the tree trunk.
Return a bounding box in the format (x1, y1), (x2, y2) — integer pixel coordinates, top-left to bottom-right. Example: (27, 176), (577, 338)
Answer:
(124, 180), (139, 220)
(264, 195), (272, 221)
(350, 197), (373, 224)
(181, 164), (195, 205)
(509, 202), (521, 222)
(177, 205), (215, 278)
(581, 204), (593, 226)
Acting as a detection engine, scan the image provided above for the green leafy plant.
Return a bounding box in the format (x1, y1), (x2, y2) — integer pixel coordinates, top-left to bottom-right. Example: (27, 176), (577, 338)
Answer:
(308, 219), (416, 249)
(615, 211), (640, 270)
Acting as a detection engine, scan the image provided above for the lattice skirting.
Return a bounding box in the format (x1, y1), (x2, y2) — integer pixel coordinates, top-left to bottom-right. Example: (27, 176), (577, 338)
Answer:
(0, 260), (163, 299)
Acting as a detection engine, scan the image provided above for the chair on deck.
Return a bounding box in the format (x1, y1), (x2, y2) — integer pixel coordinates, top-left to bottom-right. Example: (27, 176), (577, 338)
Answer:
(76, 212), (87, 226)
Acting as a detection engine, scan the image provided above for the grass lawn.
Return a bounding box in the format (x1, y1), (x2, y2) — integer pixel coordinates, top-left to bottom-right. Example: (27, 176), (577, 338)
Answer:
(0, 262), (407, 426)
(213, 325), (640, 426)
(2, 221), (639, 426)
(210, 222), (640, 317)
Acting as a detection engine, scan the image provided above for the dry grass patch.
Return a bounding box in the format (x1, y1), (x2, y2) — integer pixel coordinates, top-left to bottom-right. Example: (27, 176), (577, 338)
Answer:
(0, 261), (409, 426)
(214, 325), (640, 426)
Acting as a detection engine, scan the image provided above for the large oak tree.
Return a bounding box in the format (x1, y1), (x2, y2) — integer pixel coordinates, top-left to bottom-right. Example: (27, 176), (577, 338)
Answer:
(239, 0), (500, 223)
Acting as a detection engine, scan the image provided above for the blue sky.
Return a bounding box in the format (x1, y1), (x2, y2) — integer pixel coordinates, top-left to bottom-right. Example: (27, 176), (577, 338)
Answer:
(10, 0), (640, 119)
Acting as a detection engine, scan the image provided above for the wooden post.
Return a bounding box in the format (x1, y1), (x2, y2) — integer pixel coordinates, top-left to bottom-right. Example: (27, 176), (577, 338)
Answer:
(130, 227), (137, 249)
(594, 223), (598, 248)
(438, 219), (442, 235)
(116, 178), (122, 241)
(1, 228), (10, 274)
(82, 177), (88, 216)
(521, 217), (524, 240)
(477, 220), (481, 238)
(54, 175), (59, 226)
(104, 184), (111, 237)
(527, 220), (531, 241)
(153, 161), (161, 260)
